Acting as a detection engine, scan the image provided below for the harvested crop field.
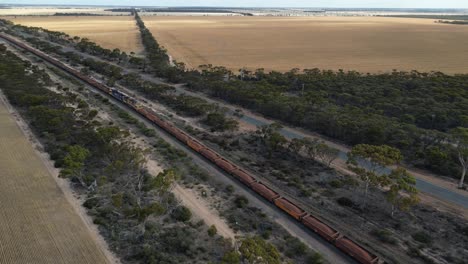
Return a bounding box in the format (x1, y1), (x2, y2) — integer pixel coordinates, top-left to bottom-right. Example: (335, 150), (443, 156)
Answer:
(5, 16), (142, 53)
(0, 98), (110, 263)
(143, 16), (468, 74)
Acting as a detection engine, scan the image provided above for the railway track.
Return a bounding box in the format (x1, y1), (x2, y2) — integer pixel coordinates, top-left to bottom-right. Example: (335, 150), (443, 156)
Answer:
(0, 32), (382, 264)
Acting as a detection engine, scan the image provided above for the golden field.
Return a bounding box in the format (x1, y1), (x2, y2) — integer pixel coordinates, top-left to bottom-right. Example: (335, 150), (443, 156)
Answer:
(5, 16), (143, 53)
(0, 7), (128, 16)
(143, 16), (468, 74)
(0, 99), (110, 263)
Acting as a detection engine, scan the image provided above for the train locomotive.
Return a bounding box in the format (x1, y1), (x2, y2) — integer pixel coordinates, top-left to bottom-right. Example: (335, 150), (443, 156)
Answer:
(0, 32), (381, 264)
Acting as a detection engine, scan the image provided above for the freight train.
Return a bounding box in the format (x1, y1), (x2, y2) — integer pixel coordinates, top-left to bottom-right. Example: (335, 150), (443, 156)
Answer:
(0, 32), (381, 264)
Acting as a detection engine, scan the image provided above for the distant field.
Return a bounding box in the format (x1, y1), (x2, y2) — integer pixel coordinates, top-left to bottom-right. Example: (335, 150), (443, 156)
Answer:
(0, 7), (127, 16)
(143, 16), (468, 74)
(5, 16), (143, 53)
(0, 99), (109, 263)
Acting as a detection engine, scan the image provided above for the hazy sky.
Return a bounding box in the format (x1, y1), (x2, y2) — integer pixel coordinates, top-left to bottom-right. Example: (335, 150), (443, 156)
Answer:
(2, 0), (468, 8)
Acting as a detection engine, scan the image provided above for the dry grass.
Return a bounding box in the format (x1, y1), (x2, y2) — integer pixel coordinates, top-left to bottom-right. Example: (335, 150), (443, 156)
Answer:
(0, 8), (127, 16)
(143, 16), (468, 74)
(5, 16), (143, 53)
(0, 99), (110, 264)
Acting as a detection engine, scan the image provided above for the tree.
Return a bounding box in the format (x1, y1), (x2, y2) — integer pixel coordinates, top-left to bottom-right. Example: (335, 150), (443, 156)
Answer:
(60, 145), (90, 187)
(257, 123), (287, 156)
(288, 138), (305, 156)
(239, 236), (281, 264)
(303, 137), (320, 160)
(347, 144), (402, 205)
(451, 127), (468, 188)
(222, 250), (241, 264)
(384, 168), (419, 216)
(316, 142), (339, 167)
(171, 206), (192, 222)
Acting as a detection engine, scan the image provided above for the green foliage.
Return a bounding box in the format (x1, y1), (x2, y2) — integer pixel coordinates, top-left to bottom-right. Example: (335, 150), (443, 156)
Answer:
(336, 197), (355, 208)
(412, 231), (433, 245)
(207, 225), (217, 237)
(451, 127), (468, 188)
(239, 236), (281, 264)
(305, 253), (323, 264)
(135, 202), (166, 221)
(111, 193), (124, 208)
(171, 206), (192, 222)
(347, 144), (401, 200)
(222, 251), (241, 264)
(257, 123), (287, 156)
(384, 168), (419, 215)
(284, 236), (307, 257)
(371, 229), (397, 244)
(234, 195), (249, 208)
(204, 111), (239, 132)
(60, 145), (90, 178)
(144, 169), (177, 192)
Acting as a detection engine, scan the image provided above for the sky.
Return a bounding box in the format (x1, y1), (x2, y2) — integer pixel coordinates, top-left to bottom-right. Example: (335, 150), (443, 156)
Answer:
(2, 0), (468, 9)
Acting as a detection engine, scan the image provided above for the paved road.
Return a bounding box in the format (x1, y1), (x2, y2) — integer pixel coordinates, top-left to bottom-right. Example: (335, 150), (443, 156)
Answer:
(240, 114), (468, 209)
(24, 35), (468, 210)
(76, 70), (357, 264)
(5, 40), (355, 263)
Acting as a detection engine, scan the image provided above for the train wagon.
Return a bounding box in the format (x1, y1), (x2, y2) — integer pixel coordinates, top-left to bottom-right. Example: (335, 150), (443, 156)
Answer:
(200, 148), (220, 162)
(0, 33), (383, 264)
(187, 139), (204, 152)
(215, 158), (236, 174)
(174, 130), (189, 144)
(274, 197), (307, 220)
(231, 168), (256, 186)
(302, 215), (340, 242)
(250, 182), (280, 202)
(335, 237), (380, 264)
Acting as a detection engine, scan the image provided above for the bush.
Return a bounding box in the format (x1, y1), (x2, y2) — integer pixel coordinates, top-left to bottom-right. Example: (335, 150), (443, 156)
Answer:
(371, 229), (397, 244)
(222, 251), (241, 264)
(284, 236), (307, 257)
(234, 195), (249, 208)
(225, 185), (235, 194)
(329, 179), (343, 188)
(306, 252), (323, 264)
(412, 231), (432, 245)
(171, 206), (192, 222)
(336, 197), (355, 207)
(207, 225), (217, 237)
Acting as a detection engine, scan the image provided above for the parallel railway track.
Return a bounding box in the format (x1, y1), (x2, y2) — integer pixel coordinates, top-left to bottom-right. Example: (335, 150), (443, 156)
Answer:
(0, 32), (382, 264)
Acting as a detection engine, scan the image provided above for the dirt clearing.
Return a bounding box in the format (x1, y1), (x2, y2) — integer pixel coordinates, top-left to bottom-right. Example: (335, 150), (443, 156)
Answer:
(143, 16), (468, 74)
(4, 16), (143, 53)
(0, 95), (112, 264)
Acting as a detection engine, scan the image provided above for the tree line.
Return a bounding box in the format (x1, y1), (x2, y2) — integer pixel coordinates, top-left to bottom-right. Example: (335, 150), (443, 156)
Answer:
(0, 40), (325, 264)
(3, 17), (466, 186)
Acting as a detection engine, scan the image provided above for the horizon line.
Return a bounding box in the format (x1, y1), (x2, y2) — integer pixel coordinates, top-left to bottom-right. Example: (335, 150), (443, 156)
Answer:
(1, 4), (468, 10)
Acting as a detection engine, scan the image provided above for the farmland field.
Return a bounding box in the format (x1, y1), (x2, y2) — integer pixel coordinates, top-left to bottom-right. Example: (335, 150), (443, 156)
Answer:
(142, 16), (468, 74)
(0, 98), (110, 264)
(5, 16), (143, 53)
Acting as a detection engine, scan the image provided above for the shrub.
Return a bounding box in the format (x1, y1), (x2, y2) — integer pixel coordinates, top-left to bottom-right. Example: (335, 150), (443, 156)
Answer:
(329, 179), (343, 188)
(172, 206), (192, 222)
(336, 197), (355, 207)
(306, 252), (324, 264)
(412, 231), (432, 245)
(222, 251), (241, 264)
(225, 185), (235, 194)
(234, 195), (249, 208)
(371, 229), (397, 244)
(207, 225), (217, 237)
